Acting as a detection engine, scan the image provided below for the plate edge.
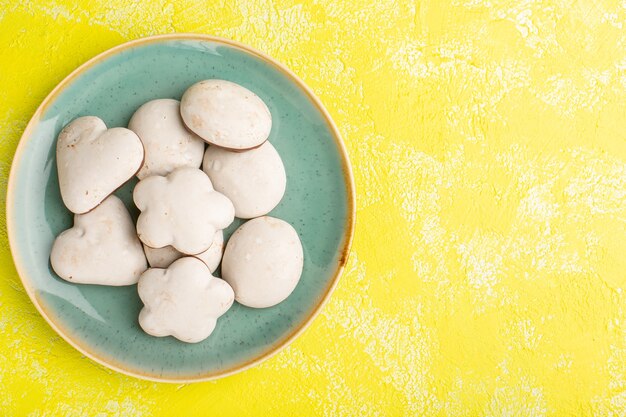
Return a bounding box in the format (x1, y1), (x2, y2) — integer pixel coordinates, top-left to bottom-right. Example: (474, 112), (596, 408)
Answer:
(5, 33), (357, 383)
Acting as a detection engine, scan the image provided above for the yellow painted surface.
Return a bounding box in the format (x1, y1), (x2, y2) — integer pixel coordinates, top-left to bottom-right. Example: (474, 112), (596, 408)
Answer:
(1, 0), (626, 415)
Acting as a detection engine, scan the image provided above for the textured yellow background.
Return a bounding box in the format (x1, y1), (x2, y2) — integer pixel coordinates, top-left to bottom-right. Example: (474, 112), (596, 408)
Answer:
(1, 0), (626, 415)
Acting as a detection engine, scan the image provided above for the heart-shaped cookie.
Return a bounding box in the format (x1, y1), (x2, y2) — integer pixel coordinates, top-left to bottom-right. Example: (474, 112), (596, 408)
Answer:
(57, 116), (144, 214)
(50, 195), (148, 285)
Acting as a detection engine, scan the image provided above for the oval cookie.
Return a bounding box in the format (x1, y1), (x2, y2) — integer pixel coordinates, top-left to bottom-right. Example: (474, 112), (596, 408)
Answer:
(202, 142), (286, 219)
(128, 99), (205, 179)
(222, 216), (303, 308)
(180, 80), (271, 150)
(143, 230), (224, 272)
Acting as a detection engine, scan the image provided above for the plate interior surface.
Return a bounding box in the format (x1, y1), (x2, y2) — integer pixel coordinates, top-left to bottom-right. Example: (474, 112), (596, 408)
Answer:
(8, 36), (352, 381)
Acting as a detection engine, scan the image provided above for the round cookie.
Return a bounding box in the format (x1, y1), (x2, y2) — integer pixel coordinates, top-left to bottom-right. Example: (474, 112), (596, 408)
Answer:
(143, 230), (224, 272)
(193, 230), (225, 272)
(138, 257), (234, 343)
(133, 168), (234, 255)
(180, 79), (272, 150)
(142, 244), (180, 269)
(50, 195), (148, 285)
(222, 216), (303, 308)
(56, 116), (144, 214)
(202, 142), (286, 219)
(128, 99), (205, 179)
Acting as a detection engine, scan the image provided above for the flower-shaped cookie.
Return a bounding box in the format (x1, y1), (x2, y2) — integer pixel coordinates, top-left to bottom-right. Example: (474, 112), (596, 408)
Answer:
(134, 168), (234, 255)
(138, 257), (234, 343)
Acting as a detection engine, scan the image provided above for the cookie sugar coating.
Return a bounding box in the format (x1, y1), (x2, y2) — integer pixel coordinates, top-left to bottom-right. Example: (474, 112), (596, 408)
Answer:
(180, 79), (272, 150)
(142, 244), (181, 269)
(128, 99), (205, 179)
(143, 230), (224, 272)
(56, 116), (144, 214)
(222, 216), (303, 308)
(134, 168), (234, 255)
(194, 230), (225, 272)
(50, 195), (147, 285)
(138, 257), (234, 343)
(203, 142), (286, 219)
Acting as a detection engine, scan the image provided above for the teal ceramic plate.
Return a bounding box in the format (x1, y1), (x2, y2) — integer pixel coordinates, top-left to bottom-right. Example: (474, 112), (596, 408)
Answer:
(7, 34), (355, 382)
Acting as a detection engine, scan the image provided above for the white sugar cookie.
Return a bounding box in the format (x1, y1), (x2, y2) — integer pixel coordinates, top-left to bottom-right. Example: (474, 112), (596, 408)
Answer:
(202, 142), (286, 219)
(138, 257), (234, 343)
(134, 168), (234, 255)
(128, 99), (205, 179)
(143, 230), (224, 272)
(180, 80), (271, 150)
(142, 244), (181, 269)
(222, 216), (303, 308)
(50, 195), (147, 285)
(56, 116), (144, 214)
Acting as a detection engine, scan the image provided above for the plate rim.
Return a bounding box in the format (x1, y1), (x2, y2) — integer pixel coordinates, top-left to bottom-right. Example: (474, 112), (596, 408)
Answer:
(6, 33), (356, 383)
